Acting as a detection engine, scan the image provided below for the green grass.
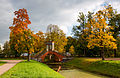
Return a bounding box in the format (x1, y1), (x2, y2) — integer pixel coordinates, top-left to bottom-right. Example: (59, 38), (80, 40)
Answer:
(65, 58), (120, 77)
(0, 60), (64, 78)
(0, 61), (6, 66)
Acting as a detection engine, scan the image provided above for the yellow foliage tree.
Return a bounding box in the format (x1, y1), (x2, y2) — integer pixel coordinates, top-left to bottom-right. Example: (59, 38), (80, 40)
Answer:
(46, 24), (67, 53)
(69, 45), (75, 55)
(86, 5), (117, 60)
(34, 31), (45, 52)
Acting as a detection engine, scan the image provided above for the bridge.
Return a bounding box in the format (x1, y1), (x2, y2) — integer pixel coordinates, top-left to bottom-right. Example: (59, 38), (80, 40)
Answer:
(32, 41), (65, 62)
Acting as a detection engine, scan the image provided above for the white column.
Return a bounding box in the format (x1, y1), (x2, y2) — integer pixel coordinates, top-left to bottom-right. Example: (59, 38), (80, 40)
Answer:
(50, 45), (52, 50)
(46, 45), (48, 51)
(52, 42), (54, 51)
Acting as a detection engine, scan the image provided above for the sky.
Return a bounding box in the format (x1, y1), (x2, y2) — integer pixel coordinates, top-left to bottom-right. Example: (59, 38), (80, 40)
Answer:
(0, 0), (120, 46)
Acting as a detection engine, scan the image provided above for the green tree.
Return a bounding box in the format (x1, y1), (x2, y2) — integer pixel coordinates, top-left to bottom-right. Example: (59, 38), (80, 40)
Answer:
(72, 11), (93, 56)
(65, 36), (75, 52)
(116, 36), (120, 57)
(0, 45), (2, 53)
(3, 41), (10, 57)
(108, 8), (120, 57)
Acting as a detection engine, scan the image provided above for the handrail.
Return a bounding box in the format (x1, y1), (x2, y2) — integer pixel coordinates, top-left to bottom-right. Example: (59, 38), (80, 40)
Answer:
(33, 49), (46, 58)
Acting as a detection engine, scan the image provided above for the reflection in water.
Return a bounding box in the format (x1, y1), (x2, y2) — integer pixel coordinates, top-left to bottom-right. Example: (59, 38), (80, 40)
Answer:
(57, 65), (61, 72)
(59, 69), (108, 78)
(47, 63), (108, 78)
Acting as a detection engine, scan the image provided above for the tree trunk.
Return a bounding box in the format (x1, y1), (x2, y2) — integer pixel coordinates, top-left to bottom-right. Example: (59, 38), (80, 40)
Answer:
(114, 49), (117, 57)
(84, 48), (86, 56)
(101, 48), (105, 60)
(28, 52), (30, 61)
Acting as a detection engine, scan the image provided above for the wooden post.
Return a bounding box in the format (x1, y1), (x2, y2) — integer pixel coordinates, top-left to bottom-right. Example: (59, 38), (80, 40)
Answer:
(49, 54), (52, 60)
(57, 66), (61, 72)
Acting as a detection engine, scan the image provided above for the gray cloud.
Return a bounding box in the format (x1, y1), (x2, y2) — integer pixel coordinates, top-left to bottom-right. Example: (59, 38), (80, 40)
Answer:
(9, 0), (104, 32)
(0, 0), (120, 45)
(0, 0), (14, 44)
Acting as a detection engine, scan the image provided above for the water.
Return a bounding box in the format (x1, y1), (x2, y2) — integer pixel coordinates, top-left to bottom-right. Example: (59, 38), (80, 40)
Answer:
(59, 69), (108, 78)
(47, 63), (109, 78)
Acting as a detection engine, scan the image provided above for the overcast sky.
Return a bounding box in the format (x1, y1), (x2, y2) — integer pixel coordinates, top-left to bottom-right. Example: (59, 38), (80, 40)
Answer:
(0, 0), (120, 46)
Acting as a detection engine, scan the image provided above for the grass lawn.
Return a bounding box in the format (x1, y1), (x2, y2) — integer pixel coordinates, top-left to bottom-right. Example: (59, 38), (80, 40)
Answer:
(0, 61), (6, 66)
(0, 60), (64, 78)
(65, 58), (120, 77)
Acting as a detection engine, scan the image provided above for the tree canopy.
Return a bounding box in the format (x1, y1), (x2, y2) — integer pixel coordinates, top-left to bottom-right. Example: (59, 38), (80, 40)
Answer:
(46, 24), (67, 53)
(5, 4), (120, 60)
(9, 8), (34, 61)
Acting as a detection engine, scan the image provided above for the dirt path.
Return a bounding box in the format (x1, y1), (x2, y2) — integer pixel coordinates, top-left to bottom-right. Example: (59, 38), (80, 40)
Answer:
(87, 58), (120, 60)
(0, 60), (23, 75)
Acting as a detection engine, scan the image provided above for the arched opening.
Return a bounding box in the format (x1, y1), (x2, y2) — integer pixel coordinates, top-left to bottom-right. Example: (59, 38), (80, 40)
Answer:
(40, 51), (64, 62)
(43, 53), (60, 62)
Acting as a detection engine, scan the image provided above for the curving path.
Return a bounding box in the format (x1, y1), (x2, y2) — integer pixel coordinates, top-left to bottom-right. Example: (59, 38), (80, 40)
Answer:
(0, 60), (23, 75)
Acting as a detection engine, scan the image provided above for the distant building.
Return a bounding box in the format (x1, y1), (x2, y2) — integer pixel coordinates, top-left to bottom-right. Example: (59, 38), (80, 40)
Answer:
(65, 52), (71, 56)
(21, 53), (28, 57)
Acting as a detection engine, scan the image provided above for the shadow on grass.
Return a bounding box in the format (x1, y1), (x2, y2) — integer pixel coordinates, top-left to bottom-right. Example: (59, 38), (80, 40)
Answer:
(0, 61), (7, 63)
(19, 60), (49, 67)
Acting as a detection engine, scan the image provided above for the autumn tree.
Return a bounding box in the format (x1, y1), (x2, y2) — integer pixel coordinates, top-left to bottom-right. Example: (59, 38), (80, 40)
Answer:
(9, 8), (34, 61)
(69, 45), (75, 55)
(9, 32), (21, 57)
(34, 31), (45, 52)
(46, 24), (67, 53)
(86, 5), (117, 60)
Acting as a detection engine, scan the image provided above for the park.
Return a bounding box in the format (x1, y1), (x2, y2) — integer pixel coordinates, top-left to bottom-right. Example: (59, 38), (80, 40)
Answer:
(0, 1), (120, 78)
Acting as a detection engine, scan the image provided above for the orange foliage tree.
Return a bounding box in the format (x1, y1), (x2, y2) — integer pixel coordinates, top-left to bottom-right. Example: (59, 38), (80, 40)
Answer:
(9, 8), (35, 61)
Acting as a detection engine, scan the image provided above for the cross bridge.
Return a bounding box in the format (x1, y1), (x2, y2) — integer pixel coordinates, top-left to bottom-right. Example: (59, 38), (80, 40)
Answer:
(32, 41), (65, 62)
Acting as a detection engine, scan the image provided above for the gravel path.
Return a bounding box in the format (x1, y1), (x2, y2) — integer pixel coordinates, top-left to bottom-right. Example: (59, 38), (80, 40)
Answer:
(0, 60), (23, 75)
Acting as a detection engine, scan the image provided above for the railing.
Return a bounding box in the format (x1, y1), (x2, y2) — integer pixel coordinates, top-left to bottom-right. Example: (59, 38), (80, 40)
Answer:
(32, 49), (65, 62)
(33, 49), (46, 58)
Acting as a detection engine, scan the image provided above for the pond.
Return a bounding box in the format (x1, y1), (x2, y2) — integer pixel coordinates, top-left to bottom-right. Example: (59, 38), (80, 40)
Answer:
(59, 69), (108, 78)
(47, 63), (109, 78)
